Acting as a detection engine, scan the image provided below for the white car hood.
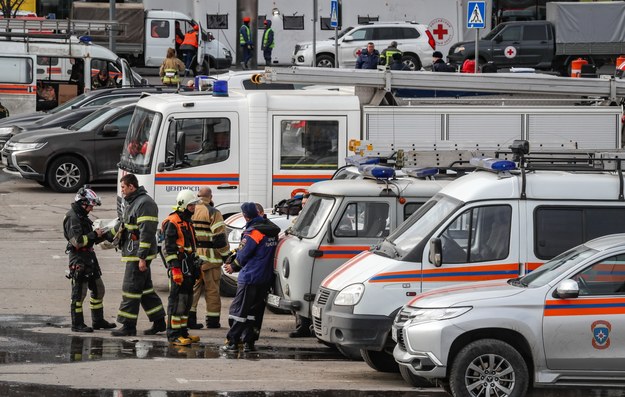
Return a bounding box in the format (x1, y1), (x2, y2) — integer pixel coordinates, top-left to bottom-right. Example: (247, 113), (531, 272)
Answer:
(321, 251), (398, 290)
(405, 279), (525, 308)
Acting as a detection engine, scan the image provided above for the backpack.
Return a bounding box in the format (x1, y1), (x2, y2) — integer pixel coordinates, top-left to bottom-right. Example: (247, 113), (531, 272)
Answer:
(274, 196), (303, 216)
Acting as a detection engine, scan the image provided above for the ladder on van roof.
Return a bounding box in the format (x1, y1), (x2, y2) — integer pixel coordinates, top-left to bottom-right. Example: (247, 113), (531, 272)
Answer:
(260, 67), (625, 102)
(0, 18), (126, 41)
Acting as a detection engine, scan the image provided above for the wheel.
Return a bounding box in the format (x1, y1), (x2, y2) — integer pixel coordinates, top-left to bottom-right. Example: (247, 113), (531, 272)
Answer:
(315, 54), (335, 68)
(402, 54), (421, 71)
(336, 344), (363, 361)
(193, 59), (209, 76)
(46, 156), (87, 193)
(361, 348), (399, 373)
(219, 272), (237, 297)
(449, 339), (528, 397)
(399, 364), (434, 388)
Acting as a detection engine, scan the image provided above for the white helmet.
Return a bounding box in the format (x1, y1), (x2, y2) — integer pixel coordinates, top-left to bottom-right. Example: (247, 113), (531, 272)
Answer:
(175, 189), (200, 211)
(75, 186), (101, 207)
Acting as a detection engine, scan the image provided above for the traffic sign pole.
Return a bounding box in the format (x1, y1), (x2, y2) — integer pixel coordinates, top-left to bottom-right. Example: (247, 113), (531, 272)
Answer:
(474, 28), (479, 73)
(331, 0), (339, 67)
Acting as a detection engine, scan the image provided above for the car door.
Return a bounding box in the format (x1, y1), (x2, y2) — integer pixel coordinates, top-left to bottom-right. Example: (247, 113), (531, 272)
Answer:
(94, 108), (134, 179)
(339, 27), (372, 68)
(518, 24), (552, 67)
(491, 25), (522, 67)
(144, 18), (174, 67)
(543, 253), (625, 371)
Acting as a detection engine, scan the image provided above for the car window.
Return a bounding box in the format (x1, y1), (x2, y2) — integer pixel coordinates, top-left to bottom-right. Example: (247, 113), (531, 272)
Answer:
(280, 120), (339, 170)
(349, 27), (371, 41)
(498, 25), (521, 41)
(166, 117), (231, 168)
(335, 202), (390, 238)
(108, 112), (133, 134)
(523, 25), (547, 41)
(574, 254), (625, 296)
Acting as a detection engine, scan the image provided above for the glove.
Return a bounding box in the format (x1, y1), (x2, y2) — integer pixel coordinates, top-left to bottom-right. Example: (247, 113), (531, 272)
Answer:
(171, 267), (183, 286)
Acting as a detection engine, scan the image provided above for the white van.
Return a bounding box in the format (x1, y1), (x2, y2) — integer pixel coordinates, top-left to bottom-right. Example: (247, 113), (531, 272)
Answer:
(312, 147), (625, 373)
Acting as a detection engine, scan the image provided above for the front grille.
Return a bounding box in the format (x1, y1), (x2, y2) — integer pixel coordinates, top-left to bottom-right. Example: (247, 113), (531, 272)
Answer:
(316, 287), (331, 305)
(396, 327), (407, 351)
(313, 314), (322, 336)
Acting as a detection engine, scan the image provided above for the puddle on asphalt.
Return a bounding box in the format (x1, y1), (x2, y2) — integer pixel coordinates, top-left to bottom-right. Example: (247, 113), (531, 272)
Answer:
(0, 315), (345, 365)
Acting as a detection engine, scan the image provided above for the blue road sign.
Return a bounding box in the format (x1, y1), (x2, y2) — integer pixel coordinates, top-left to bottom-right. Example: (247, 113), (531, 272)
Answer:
(330, 0), (339, 28)
(467, 1), (486, 29)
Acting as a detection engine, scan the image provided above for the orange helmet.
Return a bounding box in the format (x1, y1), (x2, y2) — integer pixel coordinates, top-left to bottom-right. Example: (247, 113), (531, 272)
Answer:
(193, 24), (199, 31)
(243, 16), (251, 23)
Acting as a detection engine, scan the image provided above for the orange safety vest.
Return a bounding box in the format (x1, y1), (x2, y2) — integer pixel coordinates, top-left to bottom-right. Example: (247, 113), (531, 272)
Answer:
(162, 212), (196, 256)
(181, 31), (198, 48)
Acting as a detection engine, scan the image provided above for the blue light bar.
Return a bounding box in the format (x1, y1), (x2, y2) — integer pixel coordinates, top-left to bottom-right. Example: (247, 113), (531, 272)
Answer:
(404, 167), (439, 178)
(470, 157), (517, 172)
(79, 36), (92, 44)
(358, 164), (395, 179)
(345, 155), (381, 167)
(212, 80), (228, 96)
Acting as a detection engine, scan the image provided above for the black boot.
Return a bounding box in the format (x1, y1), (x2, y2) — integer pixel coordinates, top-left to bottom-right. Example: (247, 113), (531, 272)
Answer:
(289, 315), (312, 338)
(143, 317), (166, 335)
(91, 308), (116, 330)
(71, 301), (93, 333)
(111, 324), (136, 337)
(188, 311), (204, 329)
(206, 315), (221, 329)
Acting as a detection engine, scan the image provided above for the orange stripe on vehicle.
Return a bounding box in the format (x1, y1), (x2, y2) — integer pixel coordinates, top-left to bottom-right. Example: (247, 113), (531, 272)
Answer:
(545, 297), (625, 316)
(370, 263), (520, 283)
(321, 251), (372, 288)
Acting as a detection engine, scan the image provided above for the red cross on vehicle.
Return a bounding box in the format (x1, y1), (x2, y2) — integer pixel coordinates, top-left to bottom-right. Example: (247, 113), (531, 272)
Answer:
(432, 24), (448, 40)
(507, 48), (515, 56)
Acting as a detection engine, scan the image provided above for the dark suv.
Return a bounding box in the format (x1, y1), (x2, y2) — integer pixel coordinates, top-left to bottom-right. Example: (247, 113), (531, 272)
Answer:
(2, 102), (136, 193)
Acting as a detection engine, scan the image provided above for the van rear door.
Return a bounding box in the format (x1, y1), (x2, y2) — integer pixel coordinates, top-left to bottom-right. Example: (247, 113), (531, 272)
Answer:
(0, 55), (36, 117)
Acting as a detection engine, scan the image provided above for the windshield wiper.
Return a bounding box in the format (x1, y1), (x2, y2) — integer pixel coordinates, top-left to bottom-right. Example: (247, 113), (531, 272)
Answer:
(507, 277), (527, 287)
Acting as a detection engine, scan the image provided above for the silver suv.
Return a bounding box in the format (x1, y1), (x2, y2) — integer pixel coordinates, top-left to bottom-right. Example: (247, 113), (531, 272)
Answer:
(393, 233), (625, 396)
(292, 22), (436, 70)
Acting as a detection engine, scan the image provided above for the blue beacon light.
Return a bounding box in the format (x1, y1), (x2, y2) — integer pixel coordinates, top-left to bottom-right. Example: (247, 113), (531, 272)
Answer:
(470, 157), (517, 171)
(359, 164), (395, 179)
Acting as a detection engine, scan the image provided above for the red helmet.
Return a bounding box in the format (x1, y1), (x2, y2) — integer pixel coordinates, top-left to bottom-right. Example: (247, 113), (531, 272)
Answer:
(243, 16), (251, 23)
(193, 24), (199, 31)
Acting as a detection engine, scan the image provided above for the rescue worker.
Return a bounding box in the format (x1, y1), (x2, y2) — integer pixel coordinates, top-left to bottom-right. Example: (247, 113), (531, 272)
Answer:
(239, 16), (253, 70)
(180, 24), (199, 76)
(175, 21), (184, 55)
(261, 19), (275, 66)
(159, 48), (186, 87)
(355, 42), (380, 70)
(63, 186), (116, 333)
(108, 174), (166, 337)
(0, 101), (8, 119)
(432, 51), (455, 72)
(222, 202), (280, 353)
(189, 187), (229, 329)
(380, 41), (401, 68)
(161, 190), (201, 346)
(92, 69), (115, 89)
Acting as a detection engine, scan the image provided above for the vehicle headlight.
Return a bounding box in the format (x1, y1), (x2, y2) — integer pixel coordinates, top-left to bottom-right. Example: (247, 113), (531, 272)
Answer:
(298, 44), (310, 51)
(453, 46), (465, 54)
(228, 229), (242, 244)
(334, 283), (364, 306)
(405, 307), (472, 326)
(11, 142), (46, 151)
(223, 48), (232, 58)
(0, 126), (15, 135)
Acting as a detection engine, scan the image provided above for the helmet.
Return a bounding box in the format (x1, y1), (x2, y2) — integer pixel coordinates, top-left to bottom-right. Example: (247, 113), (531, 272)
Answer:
(193, 24), (199, 31)
(175, 189), (200, 211)
(75, 186), (101, 207)
(243, 16), (251, 23)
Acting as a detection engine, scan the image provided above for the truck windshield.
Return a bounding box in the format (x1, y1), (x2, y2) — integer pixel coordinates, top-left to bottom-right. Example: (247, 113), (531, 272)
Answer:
(291, 195), (335, 238)
(518, 245), (598, 288)
(118, 107), (162, 174)
(381, 194), (461, 257)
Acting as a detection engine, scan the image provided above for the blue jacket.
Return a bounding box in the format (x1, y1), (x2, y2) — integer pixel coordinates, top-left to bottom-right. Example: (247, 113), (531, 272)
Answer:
(355, 49), (380, 69)
(234, 217), (280, 285)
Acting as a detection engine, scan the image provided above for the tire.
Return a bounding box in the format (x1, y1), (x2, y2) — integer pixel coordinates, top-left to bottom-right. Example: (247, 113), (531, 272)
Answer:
(361, 348), (399, 373)
(402, 54), (421, 71)
(46, 156), (87, 193)
(399, 364), (434, 388)
(315, 54), (335, 68)
(449, 339), (528, 397)
(336, 344), (363, 361)
(193, 59), (209, 76)
(219, 273), (237, 297)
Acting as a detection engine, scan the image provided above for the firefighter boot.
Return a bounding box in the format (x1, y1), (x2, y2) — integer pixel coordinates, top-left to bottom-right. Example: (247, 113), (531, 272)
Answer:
(91, 308), (116, 330)
(188, 311), (204, 329)
(143, 317), (167, 335)
(71, 302), (93, 333)
(111, 323), (137, 337)
(206, 315), (221, 329)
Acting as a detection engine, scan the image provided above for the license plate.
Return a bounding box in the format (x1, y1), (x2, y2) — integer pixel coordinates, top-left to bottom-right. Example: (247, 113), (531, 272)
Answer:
(391, 326), (398, 342)
(311, 304), (321, 318)
(267, 293), (280, 308)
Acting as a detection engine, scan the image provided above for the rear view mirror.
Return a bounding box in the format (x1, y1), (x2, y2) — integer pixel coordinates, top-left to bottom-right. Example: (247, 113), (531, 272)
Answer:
(101, 124), (119, 136)
(554, 279), (579, 299)
(342, 35), (354, 42)
(429, 238), (442, 267)
(175, 130), (186, 166)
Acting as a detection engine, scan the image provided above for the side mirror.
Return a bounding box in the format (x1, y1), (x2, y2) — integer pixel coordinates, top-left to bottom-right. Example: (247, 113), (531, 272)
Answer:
(342, 35), (354, 42)
(429, 238), (442, 267)
(101, 124), (119, 137)
(553, 279), (579, 299)
(141, 78), (149, 86)
(175, 130), (186, 166)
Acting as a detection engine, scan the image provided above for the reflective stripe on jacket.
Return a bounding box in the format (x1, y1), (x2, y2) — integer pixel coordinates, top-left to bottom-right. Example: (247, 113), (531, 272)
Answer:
(192, 202), (228, 269)
(181, 31), (198, 48)
(240, 24), (251, 45)
(262, 28), (274, 49)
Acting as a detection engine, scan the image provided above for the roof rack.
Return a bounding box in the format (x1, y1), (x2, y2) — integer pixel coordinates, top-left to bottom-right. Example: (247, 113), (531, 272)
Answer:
(0, 18), (126, 41)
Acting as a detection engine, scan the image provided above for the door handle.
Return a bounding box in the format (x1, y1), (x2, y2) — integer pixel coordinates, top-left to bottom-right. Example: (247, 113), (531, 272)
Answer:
(217, 185), (238, 190)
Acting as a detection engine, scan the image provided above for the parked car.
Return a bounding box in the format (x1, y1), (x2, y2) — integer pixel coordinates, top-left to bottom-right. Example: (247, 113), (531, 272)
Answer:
(1, 102), (135, 192)
(393, 233), (625, 395)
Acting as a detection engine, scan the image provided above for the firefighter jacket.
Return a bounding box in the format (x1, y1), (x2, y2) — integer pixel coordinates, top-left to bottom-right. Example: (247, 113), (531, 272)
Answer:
(192, 199), (229, 270)
(63, 202), (103, 276)
(107, 186), (159, 263)
(233, 216), (280, 285)
(162, 209), (196, 270)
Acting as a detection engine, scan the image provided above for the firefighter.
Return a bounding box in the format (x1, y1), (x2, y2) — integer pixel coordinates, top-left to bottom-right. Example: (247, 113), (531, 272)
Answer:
(180, 24), (199, 76)
(380, 41), (402, 68)
(109, 173), (166, 337)
(63, 186), (116, 333)
(189, 187), (229, 329)
(239, 16), (253, 70)
(162, 189), (201, 346)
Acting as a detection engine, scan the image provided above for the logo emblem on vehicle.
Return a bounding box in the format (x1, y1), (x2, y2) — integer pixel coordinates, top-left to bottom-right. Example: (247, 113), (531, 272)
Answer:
(428, 18), (455, 46)
(504, 46), (517, 59)
(591, 320), (611, 349)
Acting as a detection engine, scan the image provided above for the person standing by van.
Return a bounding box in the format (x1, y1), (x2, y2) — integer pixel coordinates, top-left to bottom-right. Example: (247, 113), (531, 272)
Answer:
(159, 48), (186, 87)
(180, 24), (199, 76)
(261, 19), (275, 66)
(239, 16), (253, 70)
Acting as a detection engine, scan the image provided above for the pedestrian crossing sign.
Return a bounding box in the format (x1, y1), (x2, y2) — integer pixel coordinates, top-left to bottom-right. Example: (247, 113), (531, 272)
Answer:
(467, 1), (486, 29)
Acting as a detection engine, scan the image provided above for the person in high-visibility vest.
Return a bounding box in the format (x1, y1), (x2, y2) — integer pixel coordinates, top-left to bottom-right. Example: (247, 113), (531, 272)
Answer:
(261, 19), (275, 66)
(239, 16), (253, 70)
(180, 24), (199, 76)
(380, 41), (402, 68)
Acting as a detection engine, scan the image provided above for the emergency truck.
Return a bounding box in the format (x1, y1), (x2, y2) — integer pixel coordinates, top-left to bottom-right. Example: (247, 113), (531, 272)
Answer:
(312, 145), (625, 379)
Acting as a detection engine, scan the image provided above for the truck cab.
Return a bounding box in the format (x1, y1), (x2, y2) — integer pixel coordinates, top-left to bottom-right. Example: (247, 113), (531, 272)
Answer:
(447, 21), (554, 70)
